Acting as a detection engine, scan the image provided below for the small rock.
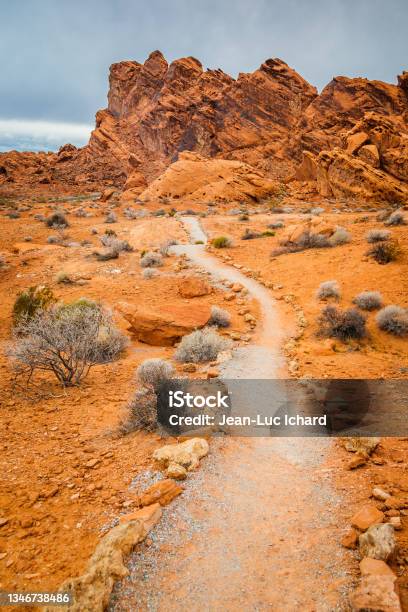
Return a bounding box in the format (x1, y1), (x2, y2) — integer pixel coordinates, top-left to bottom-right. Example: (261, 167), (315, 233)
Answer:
(359, 523), (396, 561)
(372, 487), (391, 502)
(385, 497), (406, 510)
(348, 454), (367, 470)
(351, 505), (384, 531)
(166, 463), (187, 480)
(0, 518), (9, 528)
(85, 458), (100, 469)
(350, 575), (401, 612)
(343, 437), (380, 456)
(139, 479), (183, 507)
(206, 369), (219, 379)
(341, 528), (358, 549)
(388, 517), (402, 530)
(359, 557), (396, 578)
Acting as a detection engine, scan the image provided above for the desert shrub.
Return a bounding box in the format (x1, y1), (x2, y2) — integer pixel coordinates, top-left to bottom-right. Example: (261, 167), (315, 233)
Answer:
(137, 358), (174, 392)
(94, 248), (119, 261)
(24, 236), (33, 242)
(209, 306), (231, 328)
(104, 228), (116, 237)
(175, 328), (231, 363)
(8, 302), (128, 386)
(212, 236), (232, 248)
(353, 291), (383, 311)
(55, 271), (73, 284)
(0, 254), (6, 268)
(385, 211), (406, 226)
(317, 306), (366, 342)
(123, 207), (139, 220)
(262, 230), (275, 237)
(272, 231), (330, 256)
(376, 209), (391, 222)
(91, 228), (98, 235)
(105, 211), (117, 224)
(316, 280), (340, 300)
(142, 268), (158, 279)
(140, 252), (163, 268)
(8, 212), (20, 219)
(34, 213), (46, 222)
(376, 305), (408, 336)
(159, 239), (178, 256)
(195, 240), (204, 245)
(239, 213), (249, 221)
(268, 221), (284, 229)
(154, 208), (166, 217)
(241, 229), (261, 240)
(75, 208), (87, 217)
(366, 229), (391, 243)
(121, 389), (158, 432)
(328, 227), (351, 246)
(310, 207), (325, 216)
(46, 211), (69, 228)
(12, 285), (56, 326)
(100, 235), (133, 253)
(367, 240), (402, 264)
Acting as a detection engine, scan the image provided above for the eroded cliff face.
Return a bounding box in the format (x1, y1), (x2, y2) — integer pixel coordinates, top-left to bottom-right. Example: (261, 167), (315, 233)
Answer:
(0, 50), (407, 204)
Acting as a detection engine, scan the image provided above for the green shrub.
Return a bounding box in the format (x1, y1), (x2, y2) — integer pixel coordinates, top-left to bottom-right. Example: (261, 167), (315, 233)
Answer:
(12, 286), (56, 326)
(212, 236), (232, 248)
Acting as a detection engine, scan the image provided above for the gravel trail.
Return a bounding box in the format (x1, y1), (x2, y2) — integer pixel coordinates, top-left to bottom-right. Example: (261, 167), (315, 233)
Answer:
(109, 217), (354, 611)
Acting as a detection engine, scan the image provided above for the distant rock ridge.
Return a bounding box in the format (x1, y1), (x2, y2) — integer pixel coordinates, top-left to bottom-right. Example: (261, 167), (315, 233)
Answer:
(1, 50), (407, 204)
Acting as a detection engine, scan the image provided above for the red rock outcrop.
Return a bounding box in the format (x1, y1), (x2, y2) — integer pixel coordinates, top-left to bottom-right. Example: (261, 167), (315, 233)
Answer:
(1, 50), (407, 205)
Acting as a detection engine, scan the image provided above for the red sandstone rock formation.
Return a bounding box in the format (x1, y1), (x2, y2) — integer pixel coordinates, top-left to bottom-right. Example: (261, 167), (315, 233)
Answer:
(1, 50), (407, 204)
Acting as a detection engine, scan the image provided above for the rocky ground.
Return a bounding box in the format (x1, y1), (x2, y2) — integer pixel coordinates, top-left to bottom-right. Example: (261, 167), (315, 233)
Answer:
(0, 192), (407, 610)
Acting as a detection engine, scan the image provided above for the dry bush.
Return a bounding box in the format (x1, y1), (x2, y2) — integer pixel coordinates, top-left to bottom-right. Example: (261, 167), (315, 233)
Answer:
(366, 229), (391, 243)
(8, 302), (128, 386)
(328, 227), (351, 246)
(317, 306), (366, 342)
(209, 305), (231, 328)
(367, 240), (402, 264)
(353, 291), (383, 311)
(105, 211), (117, 223)
(175, 328), (231, 363)
(121, 389), (158, 433)
(268, 221), (285, 229)
(385, 211), (406, 226)
(142, 268), (158, 279)
(100, 234), (133, 253)
(46, 211), (69, 228)
(12, 285), (56, 326)
(316, 280), (340, 300)
(241, 229), (261, 240)
(159, 239), (178, 256)
(140, 252), (163, 268)
(272, 231), (330, 256)
(94, 248), (119, 261)
(212, 236), (233, 248)
(137, 358), (174, 392)
(55, 271), (73, 284)
(376, 305), (408, 336)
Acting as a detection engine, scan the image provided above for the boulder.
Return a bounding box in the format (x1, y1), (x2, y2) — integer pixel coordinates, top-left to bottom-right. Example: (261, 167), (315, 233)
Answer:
(178, 275), (212, 298)
(359, 557), (396, 578)
(343, 437), (380, 456)
(346, 131), (369, 155)
(359, 523), (396, 561)
(153, 437), (209, 471)
(358, 144), (380, 168)
(116, 301), (211, 346)
(350, 575), (401, 612)
(46, 503), (161, 612)
(100, 188), (116, 202)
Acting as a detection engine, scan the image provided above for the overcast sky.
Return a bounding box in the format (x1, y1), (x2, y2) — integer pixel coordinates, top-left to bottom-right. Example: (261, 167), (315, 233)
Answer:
(1, 0), (407, 151)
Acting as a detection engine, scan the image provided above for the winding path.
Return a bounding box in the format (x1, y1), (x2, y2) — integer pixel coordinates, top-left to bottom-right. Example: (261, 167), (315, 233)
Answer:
(109, 218), (354, 611)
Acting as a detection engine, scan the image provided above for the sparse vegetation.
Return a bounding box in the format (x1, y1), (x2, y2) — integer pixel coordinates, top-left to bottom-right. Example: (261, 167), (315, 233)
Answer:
(367, 240), (402, 264)
(55, 271), (73, 284)
(142, 268), (158, 279)
(241, 229), (261, 240)
(121, 389), (157, 433)
(316, 280), (340, 300)
(366, 229), (391, 243)
(385, 211), (406, 226)
(353, 291), (383, 311)
(175, 327), (231, 363)
(12, 285), (56, 326)
(100, 235), (133, 253)
(8, 302), (128, 386)
(328, 227), (351, 246)
(209, 305), (231, 328)
(317, 306), (366, 342)
(376, 305), (408, 336)
(137, 358), (174, 392)
(140, 252), (163, 268)
(212, 236), (232, 248)
(159, 239), (178, 256)
(46, 211), (69, 228)
(105, 211), (117, 224)
(268, 221), (284, 229)
(272, 231), (330, 256)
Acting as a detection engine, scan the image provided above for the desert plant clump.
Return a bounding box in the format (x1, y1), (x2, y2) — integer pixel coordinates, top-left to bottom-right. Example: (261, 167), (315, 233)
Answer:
(100, 234), (133, 253)
(212, 236), (232, 249)
(385, 211), (406, 226)
(105, 211), (117, 224)
(376, 305), (408, 336)
(159, 239), (178, 257)
(366, 229), (391, 243)
(175, 327), (231, 363)
(268, 221), (285, 229)
(367, 240), (402, 264)
(46, 211), (69, 228)
(316, 280), (341, 300)
(140, 252), (163, 268)
(12, 285), (56, 326)
(137, 358), (174, 392)
(142, 268), (158, 279)
(121, 389), (158, 433)
(317, 306), (366, 342)
(8, 302), (128, 386)
(241, 228), (261, 240)
(310, 207), (325, 216)
(55, 271), (73, 284)
(94, 248), (119, 261)
(353, 291), (383, 311)
(272, 231), (330, 256)
(239, 213), (249, 221)
(328, 227), (351, 246)
(209, 306), (231, 328)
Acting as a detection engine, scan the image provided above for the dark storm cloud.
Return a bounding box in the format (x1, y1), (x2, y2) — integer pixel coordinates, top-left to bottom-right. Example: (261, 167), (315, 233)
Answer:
(0, 0), (407, 125)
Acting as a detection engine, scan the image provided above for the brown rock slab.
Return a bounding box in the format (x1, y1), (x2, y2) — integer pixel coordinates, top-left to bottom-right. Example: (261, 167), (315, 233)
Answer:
(359, 557), (396, 578)
(350, 575), (401, 612)
(178, 276), (212, 298)
(119, 503), (162, 529)
(351, 505), (384, 531)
